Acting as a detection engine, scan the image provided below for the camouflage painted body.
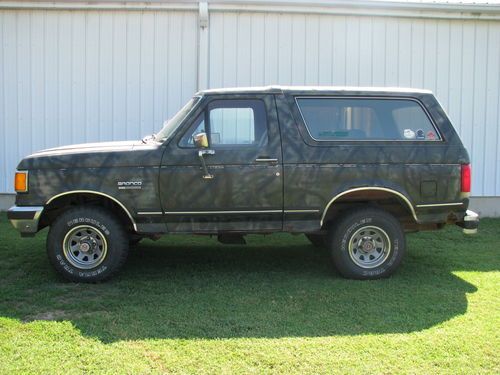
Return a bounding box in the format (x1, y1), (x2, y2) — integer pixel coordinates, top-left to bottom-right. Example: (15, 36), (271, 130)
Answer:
(11, 86), (470, 235)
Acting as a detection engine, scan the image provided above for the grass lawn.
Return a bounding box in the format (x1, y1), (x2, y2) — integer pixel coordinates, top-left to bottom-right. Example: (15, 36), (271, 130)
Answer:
(0, 213), (498, 374)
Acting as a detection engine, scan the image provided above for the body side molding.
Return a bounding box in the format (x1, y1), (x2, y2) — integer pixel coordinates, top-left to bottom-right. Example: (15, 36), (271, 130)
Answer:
(415, 202), (463, 208)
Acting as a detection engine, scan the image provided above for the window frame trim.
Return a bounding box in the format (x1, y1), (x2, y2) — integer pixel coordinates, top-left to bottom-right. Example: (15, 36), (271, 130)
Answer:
(293, 95), (444, 143)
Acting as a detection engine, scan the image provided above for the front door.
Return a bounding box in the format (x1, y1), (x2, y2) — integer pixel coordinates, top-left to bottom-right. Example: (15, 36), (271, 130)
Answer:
(159, 94), (283, 232)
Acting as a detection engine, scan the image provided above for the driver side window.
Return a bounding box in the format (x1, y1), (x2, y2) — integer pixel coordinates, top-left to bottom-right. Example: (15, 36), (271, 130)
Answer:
(179, 99), (267, 148)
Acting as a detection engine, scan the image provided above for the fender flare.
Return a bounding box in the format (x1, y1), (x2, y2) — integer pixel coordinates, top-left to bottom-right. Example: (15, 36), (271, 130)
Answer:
(320, 186), (418, 226)
(45, 190), (138, 232)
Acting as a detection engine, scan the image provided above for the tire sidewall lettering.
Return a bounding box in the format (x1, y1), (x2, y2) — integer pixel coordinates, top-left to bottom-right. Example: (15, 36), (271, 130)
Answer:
(341, 217), (372, 253)
(66, 217), (110, 236)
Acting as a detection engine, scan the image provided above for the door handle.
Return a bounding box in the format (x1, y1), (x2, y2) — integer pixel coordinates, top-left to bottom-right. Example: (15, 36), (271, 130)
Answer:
(255, 158), (278, 163)
(198, 149), (215, 179)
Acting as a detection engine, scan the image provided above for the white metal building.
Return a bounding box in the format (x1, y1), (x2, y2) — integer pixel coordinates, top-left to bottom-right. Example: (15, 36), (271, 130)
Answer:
(1, 0), (500, 215)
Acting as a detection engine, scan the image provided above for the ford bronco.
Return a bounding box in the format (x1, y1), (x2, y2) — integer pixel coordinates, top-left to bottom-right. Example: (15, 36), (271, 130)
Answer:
(8, 86), (479, 282)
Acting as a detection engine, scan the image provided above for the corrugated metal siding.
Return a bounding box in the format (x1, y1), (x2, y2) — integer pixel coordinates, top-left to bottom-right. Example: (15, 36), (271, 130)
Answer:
(1, 8), (499, 197)
(209, 12), (500, 196)
(0, 9), (198, 193)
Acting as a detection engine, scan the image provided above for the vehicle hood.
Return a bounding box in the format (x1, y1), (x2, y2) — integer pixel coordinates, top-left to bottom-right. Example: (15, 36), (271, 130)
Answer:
(18, 140), (163, 169)
(31, 141), (139, 156)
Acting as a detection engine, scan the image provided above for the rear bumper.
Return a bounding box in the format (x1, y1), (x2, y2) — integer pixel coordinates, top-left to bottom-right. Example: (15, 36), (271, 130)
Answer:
(456, 209), (479, 235)
(7, 205), (44, 236)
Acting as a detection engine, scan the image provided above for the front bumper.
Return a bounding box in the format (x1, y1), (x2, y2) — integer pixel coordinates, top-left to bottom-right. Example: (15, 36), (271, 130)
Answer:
(7, 205), (44, 236)
(456, 209), (479, 235)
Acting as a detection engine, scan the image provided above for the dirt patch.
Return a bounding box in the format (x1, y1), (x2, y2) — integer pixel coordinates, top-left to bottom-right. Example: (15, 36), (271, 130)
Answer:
(24, 310), (69, 322)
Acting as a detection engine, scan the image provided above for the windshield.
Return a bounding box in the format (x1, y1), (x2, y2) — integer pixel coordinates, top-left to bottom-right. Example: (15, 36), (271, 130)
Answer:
(156, 96), (201, 142)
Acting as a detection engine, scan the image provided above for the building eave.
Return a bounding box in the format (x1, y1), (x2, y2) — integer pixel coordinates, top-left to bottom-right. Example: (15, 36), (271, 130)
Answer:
(0, 0), (499, 20)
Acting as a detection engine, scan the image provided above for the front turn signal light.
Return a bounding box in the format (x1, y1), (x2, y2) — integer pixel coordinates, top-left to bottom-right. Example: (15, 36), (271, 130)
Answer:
(14, 171), (28, 192)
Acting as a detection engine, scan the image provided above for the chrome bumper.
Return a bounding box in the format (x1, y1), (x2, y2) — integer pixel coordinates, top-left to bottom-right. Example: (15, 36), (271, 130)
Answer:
(456, 209), (479, 235)
(7, 205), (44, 236)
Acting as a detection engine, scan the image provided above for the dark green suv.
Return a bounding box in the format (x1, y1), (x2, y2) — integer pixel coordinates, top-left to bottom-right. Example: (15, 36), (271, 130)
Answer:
(8, 86), (479, 282)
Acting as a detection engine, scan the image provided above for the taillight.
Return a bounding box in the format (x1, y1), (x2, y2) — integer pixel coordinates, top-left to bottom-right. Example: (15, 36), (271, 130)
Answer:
(461, 164), (471, 193)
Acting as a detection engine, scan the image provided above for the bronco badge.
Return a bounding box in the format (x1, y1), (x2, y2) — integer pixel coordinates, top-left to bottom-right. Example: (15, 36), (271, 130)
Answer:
(117, 181), (142, 190)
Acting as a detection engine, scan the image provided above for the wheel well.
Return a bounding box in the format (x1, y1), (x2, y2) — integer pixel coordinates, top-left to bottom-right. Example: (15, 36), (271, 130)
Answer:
(321, 190), (417, 230)
(39, 192), (136, 233)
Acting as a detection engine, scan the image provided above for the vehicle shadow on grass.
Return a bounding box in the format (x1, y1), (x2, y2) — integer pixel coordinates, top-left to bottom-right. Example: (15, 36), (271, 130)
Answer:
(0, 219), (498, 343)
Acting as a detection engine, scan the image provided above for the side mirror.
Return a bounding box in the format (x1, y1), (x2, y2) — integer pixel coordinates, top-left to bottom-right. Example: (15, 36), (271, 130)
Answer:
(193, 132), (209, 148)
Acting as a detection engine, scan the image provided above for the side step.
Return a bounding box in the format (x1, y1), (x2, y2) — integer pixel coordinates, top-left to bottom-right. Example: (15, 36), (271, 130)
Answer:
(217, 234), (246, 245)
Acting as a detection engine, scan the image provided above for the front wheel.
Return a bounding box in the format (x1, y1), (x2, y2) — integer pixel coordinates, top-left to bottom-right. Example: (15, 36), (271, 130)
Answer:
(47, 207), (129, 282)
(329, 208), (405, 279)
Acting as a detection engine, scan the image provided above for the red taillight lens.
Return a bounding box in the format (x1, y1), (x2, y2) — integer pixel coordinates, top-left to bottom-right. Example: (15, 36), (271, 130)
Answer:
(461, 164), (471, 193)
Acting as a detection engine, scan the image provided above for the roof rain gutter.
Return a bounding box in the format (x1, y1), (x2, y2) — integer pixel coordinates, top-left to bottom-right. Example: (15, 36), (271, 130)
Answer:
(0, 0), (499, 20)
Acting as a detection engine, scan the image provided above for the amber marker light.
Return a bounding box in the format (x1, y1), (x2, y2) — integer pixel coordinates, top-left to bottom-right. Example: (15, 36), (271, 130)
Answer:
(14, 171), (28, 193)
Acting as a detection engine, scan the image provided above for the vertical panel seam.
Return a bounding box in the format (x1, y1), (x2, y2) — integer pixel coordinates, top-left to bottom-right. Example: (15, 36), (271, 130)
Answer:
(42, 11), (46, 150)
(15, 11), (19, 181)
(181, 11), (184, 99)
(84, 11), (87, 143)
(496, 23), (500, 195)
(111, 13), (115, 140)
(56, 12), (60, 146)
(1, 13), (5, 191)
(28, 11), (32, 155)
(471, 22), (476, 193)
(139, 11), (142, 138)
(125, 13), (129, 139)
(482, 22), (489, 196)
(152, 11), (156, 133)
(97, 12), (101, 141)
(446, 19), (451, 110)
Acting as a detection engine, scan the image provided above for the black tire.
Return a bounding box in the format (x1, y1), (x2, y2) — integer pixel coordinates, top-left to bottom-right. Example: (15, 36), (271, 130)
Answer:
(328, 208), (405, 279)
(46, 206), (129, 282)
(305, 233), (326, 248)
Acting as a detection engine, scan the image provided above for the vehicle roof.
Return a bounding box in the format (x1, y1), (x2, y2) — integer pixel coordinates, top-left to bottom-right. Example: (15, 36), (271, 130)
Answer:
(196, 85), (433, 96)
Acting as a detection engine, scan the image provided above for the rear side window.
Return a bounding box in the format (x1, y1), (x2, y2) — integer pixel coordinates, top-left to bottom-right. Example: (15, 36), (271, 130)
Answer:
(296, 98), (440, 141)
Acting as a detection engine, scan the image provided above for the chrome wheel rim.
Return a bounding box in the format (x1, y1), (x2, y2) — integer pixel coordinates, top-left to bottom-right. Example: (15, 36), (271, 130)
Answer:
(63, 225), (108, 269)
(348, 225), (391, 269)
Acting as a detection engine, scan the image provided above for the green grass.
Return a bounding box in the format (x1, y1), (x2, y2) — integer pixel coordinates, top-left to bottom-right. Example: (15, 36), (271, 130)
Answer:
(0, 213), (498, 374)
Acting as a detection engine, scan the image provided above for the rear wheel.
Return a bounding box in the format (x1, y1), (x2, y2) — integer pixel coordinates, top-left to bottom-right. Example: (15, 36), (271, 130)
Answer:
(47, 207), (129, 282)
(328, 208), (405, 279)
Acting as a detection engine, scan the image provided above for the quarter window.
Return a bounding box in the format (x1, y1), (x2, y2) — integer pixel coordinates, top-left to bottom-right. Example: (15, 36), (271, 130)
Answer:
(179, 113), (205, 147)
(296, 98), (440, 141)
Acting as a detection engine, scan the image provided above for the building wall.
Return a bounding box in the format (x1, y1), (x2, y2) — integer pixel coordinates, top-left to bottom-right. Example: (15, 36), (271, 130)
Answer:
(208, 12), (500, 198)
(0, 9), (198, 194)
(1, 3), (499, 206)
